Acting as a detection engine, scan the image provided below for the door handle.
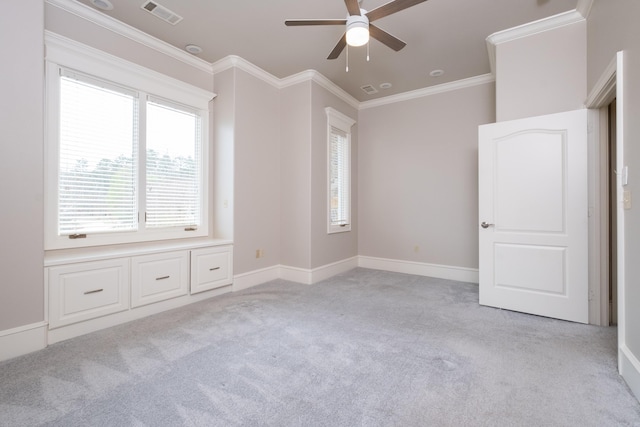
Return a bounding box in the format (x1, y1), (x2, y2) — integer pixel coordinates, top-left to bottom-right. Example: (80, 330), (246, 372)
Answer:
(481, 222), (494, 229)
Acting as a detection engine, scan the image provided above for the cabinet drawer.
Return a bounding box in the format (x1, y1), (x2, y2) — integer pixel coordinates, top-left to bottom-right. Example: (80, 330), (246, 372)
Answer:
(48, 259), (129, 329)
(131, 251), (188, 308)
(191, 246), (233, 294)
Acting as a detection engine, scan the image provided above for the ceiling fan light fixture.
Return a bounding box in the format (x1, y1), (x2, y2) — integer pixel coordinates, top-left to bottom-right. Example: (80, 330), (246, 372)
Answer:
(346, 15), (369, 47)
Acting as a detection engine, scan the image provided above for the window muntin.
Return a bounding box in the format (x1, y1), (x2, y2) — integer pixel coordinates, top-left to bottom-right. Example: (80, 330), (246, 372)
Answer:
(325, 108), (355, 234)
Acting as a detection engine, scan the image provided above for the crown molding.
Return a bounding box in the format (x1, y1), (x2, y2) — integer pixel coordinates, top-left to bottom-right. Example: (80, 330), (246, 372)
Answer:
(486, 9), (585, 75)
(308, 72), (360, 110)
(576, 0), (594, 19)
(211, 56), (360, 110)
(359, 74), (495, 110)
(211, 55), (282, 88)
(45, 0), (213, 74)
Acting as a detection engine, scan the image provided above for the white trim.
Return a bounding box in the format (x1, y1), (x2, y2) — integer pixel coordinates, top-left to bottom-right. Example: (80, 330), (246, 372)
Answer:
(211, 56), (360, 110)
(486, 10), (585, 75)
(45, 0), (213, 74)
(586, 55), (617, 108)
(359, 74), (495, 110)
(279, 257), (359, 285)
(309, 257), (359, 283)
(211, 55), (281, 88)
(47, 286), (231, 344)
(620, 344), (640, 402)
(280, 265), (313, 285)
(233, 266), (280, 292)
(308, 72), (360, 110)
(358, 256), (479, 283)
(576, 0), (594, 19)
(616, 51), (626, 372)
(0, 322), (48, 362)
(585, 55), (619, 326)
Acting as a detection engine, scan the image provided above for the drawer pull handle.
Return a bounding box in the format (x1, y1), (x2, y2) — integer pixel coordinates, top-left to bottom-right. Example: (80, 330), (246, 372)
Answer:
(209, 267), (220, 271)
(84, 288), (103, 295)
(156, 275), (170, 281)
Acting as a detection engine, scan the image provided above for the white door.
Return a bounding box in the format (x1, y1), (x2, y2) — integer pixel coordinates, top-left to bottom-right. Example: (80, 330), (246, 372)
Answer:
(478, 109), (588, 323)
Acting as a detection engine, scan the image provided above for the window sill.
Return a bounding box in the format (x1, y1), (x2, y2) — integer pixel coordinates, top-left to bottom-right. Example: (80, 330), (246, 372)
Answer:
(44, 238), (233, 267)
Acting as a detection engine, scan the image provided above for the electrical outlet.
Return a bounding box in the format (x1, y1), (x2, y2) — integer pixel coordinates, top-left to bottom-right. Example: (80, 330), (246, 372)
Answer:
(256, 249), (264, 259)
(413, 245), (420, 253)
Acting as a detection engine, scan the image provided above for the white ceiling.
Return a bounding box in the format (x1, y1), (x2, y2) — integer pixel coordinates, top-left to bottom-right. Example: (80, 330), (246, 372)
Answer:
(73, 0), (580, 101)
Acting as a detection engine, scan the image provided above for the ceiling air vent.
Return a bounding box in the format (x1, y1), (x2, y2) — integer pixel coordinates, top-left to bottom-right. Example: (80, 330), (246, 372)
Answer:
(360, 84), (379, 95)
(141, 0), (183, 25)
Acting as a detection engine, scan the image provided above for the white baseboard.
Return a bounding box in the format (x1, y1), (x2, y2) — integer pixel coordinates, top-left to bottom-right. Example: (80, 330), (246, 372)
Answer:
(310, 256), (359, 283)
(620, 344), (640, 403)
(233, 266), (280, 291)
(280, 256), (359, 285)
(280, 265), (313, 285)
(0, 322), (48, 362)
(358, 256), (479, 283)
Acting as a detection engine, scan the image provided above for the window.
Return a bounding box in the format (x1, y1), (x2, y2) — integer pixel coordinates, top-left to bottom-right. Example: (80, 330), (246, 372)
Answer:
(325, 107), (355, 234)
(45, 34), (213, 249)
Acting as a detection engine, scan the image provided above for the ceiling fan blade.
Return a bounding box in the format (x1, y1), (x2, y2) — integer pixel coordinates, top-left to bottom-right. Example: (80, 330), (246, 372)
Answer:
(285, 19), (347, 26)
(369, 24), (406, 51)
(327, 33), (347, 59)
(366, 0), (428, 22)
(344, 0), (362, 16)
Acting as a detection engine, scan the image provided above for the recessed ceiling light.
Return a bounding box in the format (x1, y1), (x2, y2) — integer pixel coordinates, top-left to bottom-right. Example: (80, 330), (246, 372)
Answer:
(379, 83), (392, 90)
(430, 69), (445, 77)
(90, 0), (114, 10)
(185, 44), (203, 55)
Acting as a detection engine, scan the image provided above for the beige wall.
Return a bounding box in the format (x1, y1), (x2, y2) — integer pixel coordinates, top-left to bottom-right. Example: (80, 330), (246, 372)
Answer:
(0, 1), (45, 330)
(587, 0), (640, 386)
(358, 83), (495, 269)
(496, 21), (587, 122)
(232, 70), (281, 275)
(280, 83), (313, 268)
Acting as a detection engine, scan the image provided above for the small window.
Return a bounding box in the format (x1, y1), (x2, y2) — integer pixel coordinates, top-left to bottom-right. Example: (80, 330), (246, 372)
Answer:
(325, 107), (355, 234)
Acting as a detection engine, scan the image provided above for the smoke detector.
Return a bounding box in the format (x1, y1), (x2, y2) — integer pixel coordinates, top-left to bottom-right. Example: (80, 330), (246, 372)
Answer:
(141, 1), (183, 25)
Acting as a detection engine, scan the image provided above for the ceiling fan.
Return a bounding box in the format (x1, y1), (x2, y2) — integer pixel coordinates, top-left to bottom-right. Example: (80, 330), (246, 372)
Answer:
(285, 0), (428, 60)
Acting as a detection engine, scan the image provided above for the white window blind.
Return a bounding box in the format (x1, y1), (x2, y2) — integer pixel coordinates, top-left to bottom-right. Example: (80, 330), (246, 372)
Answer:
(58, 73), (138, 235)
(325, 107), (354, 234)
(146, 99), (201, 229)
(329, 126), (350, 228)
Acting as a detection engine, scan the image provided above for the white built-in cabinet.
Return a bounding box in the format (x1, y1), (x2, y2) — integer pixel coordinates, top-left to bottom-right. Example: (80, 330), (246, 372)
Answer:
(46, 243), (232, 342)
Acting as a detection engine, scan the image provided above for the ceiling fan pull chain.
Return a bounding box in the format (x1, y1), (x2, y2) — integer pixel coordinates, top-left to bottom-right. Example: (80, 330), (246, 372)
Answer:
(367, 41), (370, 62)
(346, 44), (349, 72)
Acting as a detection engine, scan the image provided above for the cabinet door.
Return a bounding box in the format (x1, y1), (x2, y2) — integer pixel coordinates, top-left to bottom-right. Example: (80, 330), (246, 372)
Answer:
(48, 259), (129, 329)
(191, 246), (233, 294)
(131, 251), (189, 308)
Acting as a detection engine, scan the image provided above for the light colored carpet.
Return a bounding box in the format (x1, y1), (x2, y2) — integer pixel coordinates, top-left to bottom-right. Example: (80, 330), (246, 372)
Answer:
(1, 268), (639, 426)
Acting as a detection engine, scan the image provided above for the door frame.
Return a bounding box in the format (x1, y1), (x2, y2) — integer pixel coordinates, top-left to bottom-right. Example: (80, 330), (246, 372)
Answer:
(585, 51), (625, 365)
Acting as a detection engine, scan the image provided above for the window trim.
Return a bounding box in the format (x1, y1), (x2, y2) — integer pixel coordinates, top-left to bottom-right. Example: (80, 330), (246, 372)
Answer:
(325, 107), (355, 234)
(44, 32), (214, 250)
